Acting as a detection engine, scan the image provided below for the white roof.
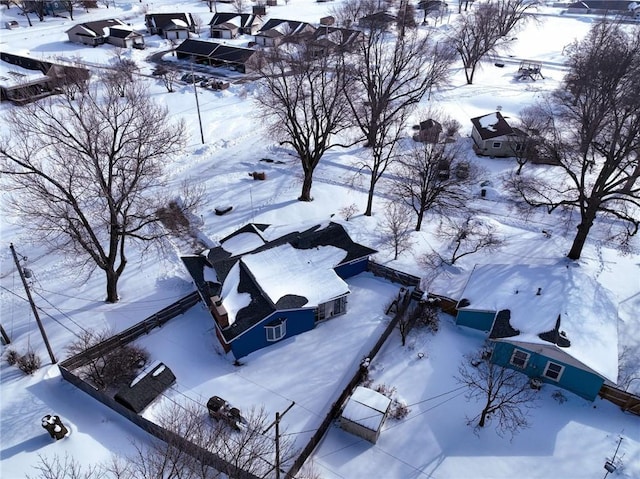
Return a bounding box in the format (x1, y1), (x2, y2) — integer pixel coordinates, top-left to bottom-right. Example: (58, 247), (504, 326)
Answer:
(240, 243), (349, 307)
(0, 60), (47, 88)
(341, 386), (391, 432)
(221, 231), (265, 256)
(478, 112), (500, 132)
(459, 264), (618, 381)
(220, 262), (252, 326)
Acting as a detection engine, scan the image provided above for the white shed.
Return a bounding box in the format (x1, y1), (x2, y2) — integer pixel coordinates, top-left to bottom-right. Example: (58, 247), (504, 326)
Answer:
(340, 386), (391, 443)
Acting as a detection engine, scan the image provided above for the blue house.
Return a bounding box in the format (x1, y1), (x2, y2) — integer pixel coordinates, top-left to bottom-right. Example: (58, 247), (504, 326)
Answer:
(181, 221), (377, 359)
(455, 264), (618, 401)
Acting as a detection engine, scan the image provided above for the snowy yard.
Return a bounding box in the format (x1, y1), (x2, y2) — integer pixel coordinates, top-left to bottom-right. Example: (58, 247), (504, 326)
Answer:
(1, 1), (639, 478)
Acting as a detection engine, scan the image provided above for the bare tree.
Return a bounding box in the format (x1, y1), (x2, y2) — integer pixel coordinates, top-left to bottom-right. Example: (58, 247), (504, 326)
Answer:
(330, 0), (377, 28)
(346, 24), (453, 215)
(435, 214), (503, 264)
(458, 0), (475, 14)
(193, 14), (205, 37)
(379, 201), (414, 260)
(60, 0), (74, 20)
(204, 0), (216, 13)
(0, 78), (189, 302)
(456, 352), (539, 438)
(508, 21), (640, 259)
(491, 0), (538, 37)
(232, 0), (248, 14)
(65, 330), (149, 390)
(392, 119), (475, 231)
(153, 65), (180, 93)
(255, 47), (354, 201)
(10, 1), (34, 26)
(28, 453), (105, 479)
(448, 2), (504, 84)
(105, 56), (139, 97)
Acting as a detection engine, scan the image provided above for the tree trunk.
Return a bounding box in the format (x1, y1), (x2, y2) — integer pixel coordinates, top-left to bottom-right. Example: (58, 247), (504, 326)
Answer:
(298, 170), (313, 202)
(478, 408), (488, 427)
(567, 204), (598, 260)
(567, 222), (591, 260)
(105, 269), (119, 303)
(364, 189), (374, 216)
(415, 208), (425, 231)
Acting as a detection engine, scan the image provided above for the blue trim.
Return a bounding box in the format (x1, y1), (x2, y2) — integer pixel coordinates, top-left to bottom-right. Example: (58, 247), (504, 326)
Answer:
(491, 342), (604, 401)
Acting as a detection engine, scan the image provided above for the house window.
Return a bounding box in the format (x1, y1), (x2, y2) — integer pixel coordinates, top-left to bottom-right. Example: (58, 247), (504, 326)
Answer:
(509, 349), (530, 369)
(265, 318), (286, 342)
(492, 141), (502, 149)
(333, 296), (347, 315)
(543, 361), (564, 381)
(514, 143), (523, 152)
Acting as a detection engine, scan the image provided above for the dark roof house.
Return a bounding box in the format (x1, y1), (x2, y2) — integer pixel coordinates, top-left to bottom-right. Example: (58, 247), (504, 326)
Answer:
(308, 26), (363, 56)
(66, 19), (127, 46)
(181, 221), (377, 359)
(209, 12), (263, 39)
(254, 19), (316, 46)
(470, 111), (528, 158)
(566, 1), (640, 16)
(145, 13), (196, 39)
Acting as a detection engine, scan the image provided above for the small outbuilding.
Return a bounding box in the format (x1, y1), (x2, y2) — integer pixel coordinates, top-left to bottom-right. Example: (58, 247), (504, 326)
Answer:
(340, 386), (391, 443)
(114, 361), (176, 413)
(470, 111), (528, 158)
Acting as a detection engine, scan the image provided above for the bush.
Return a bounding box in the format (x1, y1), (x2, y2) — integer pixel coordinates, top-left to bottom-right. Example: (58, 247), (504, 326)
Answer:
(5, 348), (19, 366)
(17, 351), (41, 374)
(389, 399), (410, 420)
(339, 203), (358, 221)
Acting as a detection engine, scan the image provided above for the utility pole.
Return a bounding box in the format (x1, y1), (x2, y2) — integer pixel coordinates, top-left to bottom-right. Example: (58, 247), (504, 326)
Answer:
(264, 401), (295, 479)
(9, 243), (57, 364)
(190, 57), (205, 145)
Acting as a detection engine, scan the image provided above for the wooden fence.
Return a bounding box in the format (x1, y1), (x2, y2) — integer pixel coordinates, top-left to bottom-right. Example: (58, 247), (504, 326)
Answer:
(285, 288), (416, 478)
(61, 291), (201, 371)
(367, 261), (421, 288)
(599, 384), (640, 416)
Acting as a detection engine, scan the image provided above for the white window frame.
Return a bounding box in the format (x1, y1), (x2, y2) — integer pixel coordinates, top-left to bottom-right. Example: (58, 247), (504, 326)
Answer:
(509, 349), (530, 369)
(492, 141), (502, 149)
(265, 318), (286, 342)
(542, 361), (565, 382)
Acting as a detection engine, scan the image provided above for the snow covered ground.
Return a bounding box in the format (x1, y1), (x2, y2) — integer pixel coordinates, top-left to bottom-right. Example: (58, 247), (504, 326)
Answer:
(1, 1), (639, 478)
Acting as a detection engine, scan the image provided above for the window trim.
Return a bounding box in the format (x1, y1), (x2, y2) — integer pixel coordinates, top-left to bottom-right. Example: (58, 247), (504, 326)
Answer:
(509, 349), (530, 369)
(265, 318), (286, 342)
(542, 361), (565, 382)
(492, 141), (502, 149)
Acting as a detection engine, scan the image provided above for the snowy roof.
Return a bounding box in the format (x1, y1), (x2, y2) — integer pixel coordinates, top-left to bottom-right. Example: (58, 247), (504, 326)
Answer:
(470, 111), (516, 140)
(341, 386), (391, 432)
(241, 243), (350, 307)
(459, 264), (618, 381)
(0, 60), (47, 87)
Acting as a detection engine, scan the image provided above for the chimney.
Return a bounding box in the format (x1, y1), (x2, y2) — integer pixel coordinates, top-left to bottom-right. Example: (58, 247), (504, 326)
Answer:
(210, 295), (229, 329)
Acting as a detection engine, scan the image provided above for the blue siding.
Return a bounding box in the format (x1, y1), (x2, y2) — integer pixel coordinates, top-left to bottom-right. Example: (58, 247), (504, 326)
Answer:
(231, 308), (316, 359)
(491, 342), (604, 401)
(456, 310), (495, 332)
(335, 258), (369, 279)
